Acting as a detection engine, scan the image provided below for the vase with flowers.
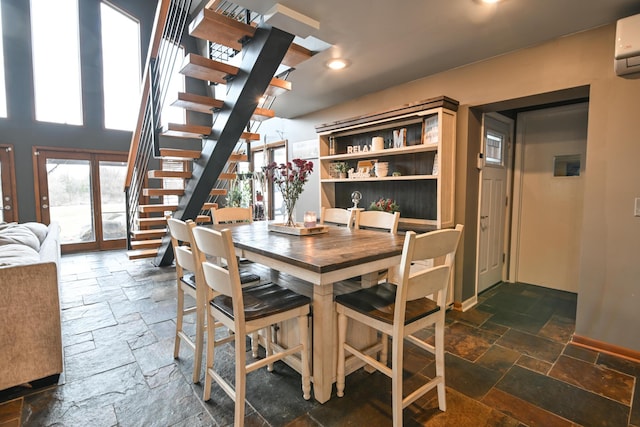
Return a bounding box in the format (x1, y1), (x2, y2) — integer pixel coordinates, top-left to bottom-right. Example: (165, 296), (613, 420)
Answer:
(369, 197), (400, 213)
(266, 158), (314, 227)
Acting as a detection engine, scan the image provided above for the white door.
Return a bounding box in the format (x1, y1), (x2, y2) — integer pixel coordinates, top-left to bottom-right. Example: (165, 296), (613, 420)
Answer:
(510, 103), (588, 292)
(477, 114), (513, 293)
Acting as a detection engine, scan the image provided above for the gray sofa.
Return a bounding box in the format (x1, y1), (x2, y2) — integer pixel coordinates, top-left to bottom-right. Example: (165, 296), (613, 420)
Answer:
(0, 222), (63, 391)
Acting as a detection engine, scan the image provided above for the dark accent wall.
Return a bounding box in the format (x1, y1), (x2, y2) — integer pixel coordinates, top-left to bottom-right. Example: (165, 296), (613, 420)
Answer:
(0, 0), (157, 222)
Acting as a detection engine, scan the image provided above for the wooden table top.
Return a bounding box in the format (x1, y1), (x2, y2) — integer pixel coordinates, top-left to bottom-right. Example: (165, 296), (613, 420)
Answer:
(208, 221), (405, 274)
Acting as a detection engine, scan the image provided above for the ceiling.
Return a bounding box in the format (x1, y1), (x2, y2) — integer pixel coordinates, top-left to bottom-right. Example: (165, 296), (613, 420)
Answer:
(206, 0), (640, 119)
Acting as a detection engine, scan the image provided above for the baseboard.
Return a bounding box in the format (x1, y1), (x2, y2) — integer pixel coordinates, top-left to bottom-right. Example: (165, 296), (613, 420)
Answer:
(571, 334), (640, 363)
(453, 295), (478, 312)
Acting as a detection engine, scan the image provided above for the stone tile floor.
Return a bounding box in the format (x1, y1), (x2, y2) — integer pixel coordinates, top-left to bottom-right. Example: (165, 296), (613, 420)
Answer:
(1, 250), (639, 426)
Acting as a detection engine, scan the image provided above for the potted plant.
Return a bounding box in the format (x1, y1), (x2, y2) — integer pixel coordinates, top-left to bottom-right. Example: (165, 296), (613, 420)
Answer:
(334, 161), (349, 179)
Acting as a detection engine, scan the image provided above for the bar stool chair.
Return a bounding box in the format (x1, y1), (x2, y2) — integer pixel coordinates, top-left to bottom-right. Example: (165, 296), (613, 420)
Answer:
(354, 210), (400, 234)
(319, 207), (355, 227)
(335, 224), (463, 426)
(192, 226), (311, 426)
(211, 206), (262, 356)
(167, 217), (208, 384)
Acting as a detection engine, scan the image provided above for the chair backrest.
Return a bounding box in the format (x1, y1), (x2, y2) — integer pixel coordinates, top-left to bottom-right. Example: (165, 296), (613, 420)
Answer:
(167, 217), (208, 301)
(320, 207), (355, 227)
(211, 207), (252, 224)
(355, 210), (400, 234)
(394, 224), (464, 320)
(192, 226), (245, 324)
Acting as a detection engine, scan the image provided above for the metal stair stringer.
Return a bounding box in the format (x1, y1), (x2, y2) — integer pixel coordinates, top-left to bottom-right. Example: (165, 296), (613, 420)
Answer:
(154, 24), (295, 266)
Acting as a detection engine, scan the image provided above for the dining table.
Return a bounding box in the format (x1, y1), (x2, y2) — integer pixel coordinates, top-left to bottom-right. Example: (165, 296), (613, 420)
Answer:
(206, 220), (406, 403)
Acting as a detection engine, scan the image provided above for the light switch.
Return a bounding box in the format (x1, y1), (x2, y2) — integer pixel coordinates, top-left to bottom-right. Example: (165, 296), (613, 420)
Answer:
(635, 198), (640, 217)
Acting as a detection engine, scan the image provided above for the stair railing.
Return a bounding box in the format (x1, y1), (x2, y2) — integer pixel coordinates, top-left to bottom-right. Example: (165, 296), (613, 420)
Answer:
(124, 0), (192, 249)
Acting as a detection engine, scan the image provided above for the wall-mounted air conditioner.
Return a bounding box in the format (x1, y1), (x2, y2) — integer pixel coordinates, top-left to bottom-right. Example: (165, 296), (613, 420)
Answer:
(615, 14), (640, 77)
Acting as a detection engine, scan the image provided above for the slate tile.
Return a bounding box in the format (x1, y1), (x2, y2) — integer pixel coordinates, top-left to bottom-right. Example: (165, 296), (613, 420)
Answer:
(446, 308), (493, 327)
(496, 329), (564, 363)
(496, 365), (630, 427)
(476, 345), (521, 374)
(486, 309), (549, 335)
(482, 388), (573, 427)
(538, 314), (575, 343)
(443, 322), (499, 362)
(549, 355), (635, 405)
(563, 343), (598, 363)
(443, 353), (503, 399)
(516, 354), (553, 375)
(596, 352), (640, 377)
(64, 341), (136, 382)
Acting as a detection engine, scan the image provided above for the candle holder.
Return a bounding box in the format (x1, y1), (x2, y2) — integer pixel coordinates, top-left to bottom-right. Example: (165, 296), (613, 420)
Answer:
(351, 191), (362, 209)
(303, 211), (317, 228)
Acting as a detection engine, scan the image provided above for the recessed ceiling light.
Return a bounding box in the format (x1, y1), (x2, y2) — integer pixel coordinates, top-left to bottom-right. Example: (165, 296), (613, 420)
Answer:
(475, 0), (502, 3)
(326, 58), (350, 70)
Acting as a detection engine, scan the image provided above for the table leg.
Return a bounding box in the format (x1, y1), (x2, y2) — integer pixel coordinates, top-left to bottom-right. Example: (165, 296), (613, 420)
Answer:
(312, 282), (334, 403)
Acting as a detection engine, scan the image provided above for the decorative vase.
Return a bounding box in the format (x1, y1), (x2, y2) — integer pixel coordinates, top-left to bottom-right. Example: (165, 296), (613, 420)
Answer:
(284, 200), (297, 227)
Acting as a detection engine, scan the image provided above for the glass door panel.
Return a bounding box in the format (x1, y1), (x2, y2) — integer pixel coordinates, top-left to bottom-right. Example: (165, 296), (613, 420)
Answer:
(99, 160), (127, 241)
(272, 147), (286, 222)
(46, 158), (94, 244)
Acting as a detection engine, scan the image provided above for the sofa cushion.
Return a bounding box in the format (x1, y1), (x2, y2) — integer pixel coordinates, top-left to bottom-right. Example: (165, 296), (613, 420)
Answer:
(0, 224), (41, 251)
(23, 222), (49, 245)
(0, 243), (41, 266)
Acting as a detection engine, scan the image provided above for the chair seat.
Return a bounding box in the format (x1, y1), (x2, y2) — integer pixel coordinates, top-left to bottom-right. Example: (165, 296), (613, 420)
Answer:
(335, 282), (440, 325)
(181, 274), (197, 290)
(211, 282), (310, 322)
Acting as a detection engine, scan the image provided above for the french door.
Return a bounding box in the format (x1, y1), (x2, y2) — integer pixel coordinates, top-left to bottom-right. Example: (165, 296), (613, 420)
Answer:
(251, 141), (287, 222)
(0, 144), (17, 222)
(34, 148), (128, 253)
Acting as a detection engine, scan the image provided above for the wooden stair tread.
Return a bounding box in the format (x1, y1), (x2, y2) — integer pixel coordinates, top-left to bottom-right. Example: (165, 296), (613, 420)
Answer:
(136, 217), (168, 227)
(132, 229), (167, 239)
(229, 153), (248, 162)
(180, 53), (238, 85)
(219, 172), (236, 180)
(139, 204), (178, 213)
(143, 188), (185, 197)
(148, 170), (192, 179)
(209, 188), (228, 196)
(188, 9), (313, 68)
(202, 202), (218, 210)
(130, 239), (163, 249)
(265, 77), (291, 97)
(240, 131), (260, 141)
(171, 92), (224, 114)
(127, 248), (159, 260)
(196, 215), (212, 223)
(159, 148), (201, 160)
(252, 107), (275, 122)
(161, 123), (212, 139)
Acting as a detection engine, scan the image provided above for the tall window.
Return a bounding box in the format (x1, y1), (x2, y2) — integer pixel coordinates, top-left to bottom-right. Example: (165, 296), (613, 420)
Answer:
(160, 39), (185, 127)
(101, 2), (140, 131)
(0, 2), (7, 118)
(30, 0), (83, 125)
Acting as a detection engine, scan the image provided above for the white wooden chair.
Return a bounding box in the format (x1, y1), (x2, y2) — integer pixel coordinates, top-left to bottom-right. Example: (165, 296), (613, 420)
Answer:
(354, 210), (400, 234)
(210, 206), (262, 355)
(319, 207), (355, 227)
(192, 226), (311, 426)
(167, 217), (207, 383)
(335, 224), (463, 426)
(354, 210), (400, 283)
(211, 206), (252, 224)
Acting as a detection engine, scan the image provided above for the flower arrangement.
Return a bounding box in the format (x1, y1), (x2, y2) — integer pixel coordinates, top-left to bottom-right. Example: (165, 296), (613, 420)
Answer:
(266, 158), (314, 227)
(369, 197), (400, 213)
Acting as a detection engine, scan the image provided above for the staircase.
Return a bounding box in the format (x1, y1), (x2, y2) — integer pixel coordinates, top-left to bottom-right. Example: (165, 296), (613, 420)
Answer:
(123, 0), (313, 265)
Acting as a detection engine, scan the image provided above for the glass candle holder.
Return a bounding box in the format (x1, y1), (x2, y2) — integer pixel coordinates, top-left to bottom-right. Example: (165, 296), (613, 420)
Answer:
(303, 211), (317, 228)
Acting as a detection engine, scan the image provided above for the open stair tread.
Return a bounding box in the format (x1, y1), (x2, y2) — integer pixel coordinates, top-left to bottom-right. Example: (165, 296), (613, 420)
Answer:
(139, 204), (179, 213)
(148, 170), (192, 179)
(172, 92), (224, 114)
(132, 229), (167, 239)
(127, 248), (159, 260)
(181, 54), (291, 96)
(161, 123), (212, 139)
(209, 188), (228, 196)
(188, 8), (312, 67)
(180, 53), (238, 85)
(130, 239), (163, 249)
(143, 188), (185, 197)
(159, 148), (201, 160)
(252, 107), (275, 122)
(229, 153), (248, 162)
(136, 217), (168, 227)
